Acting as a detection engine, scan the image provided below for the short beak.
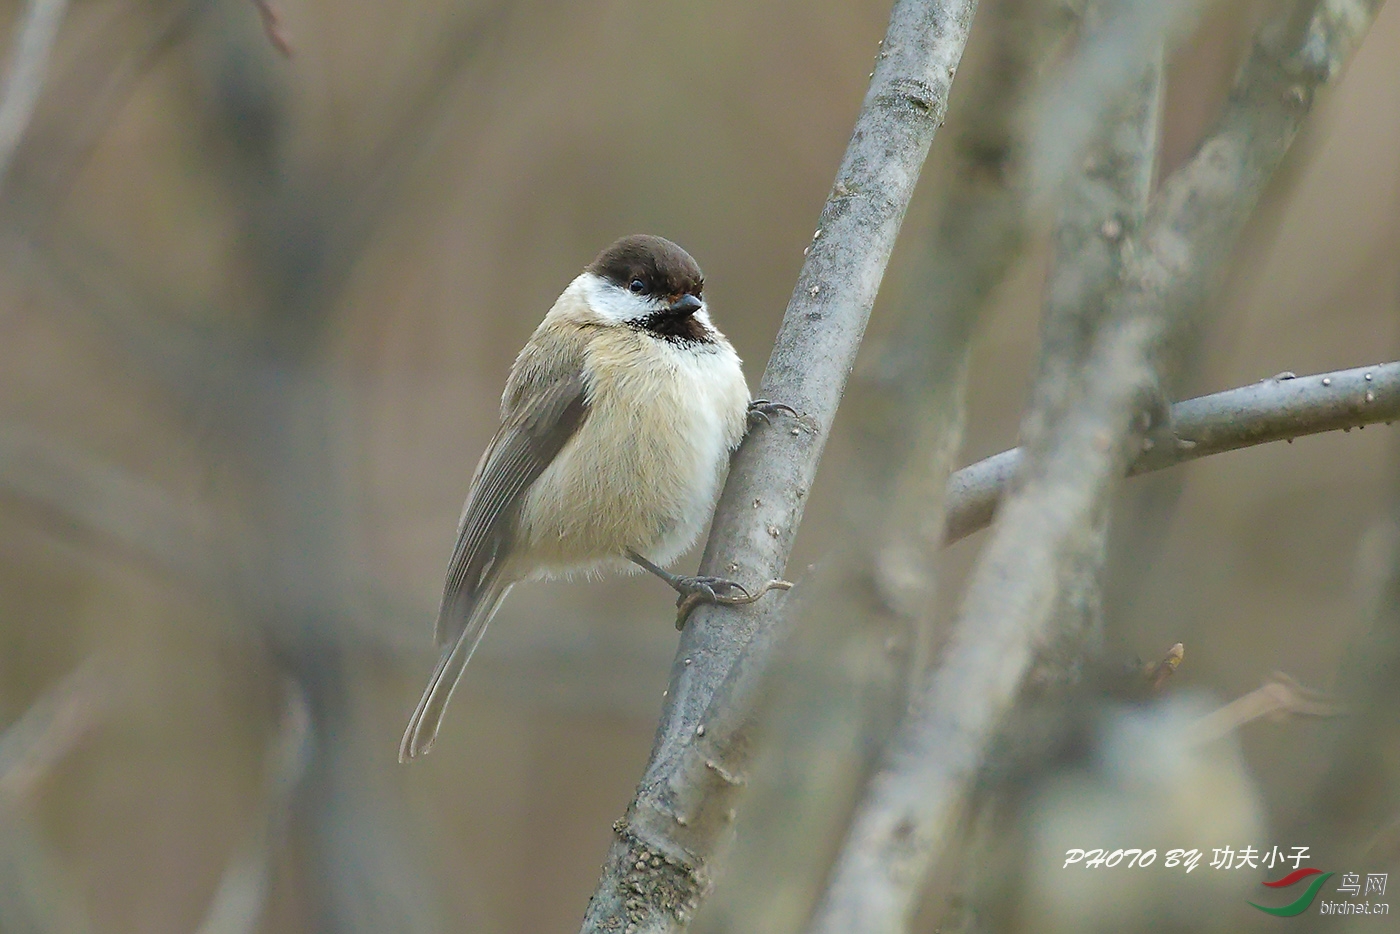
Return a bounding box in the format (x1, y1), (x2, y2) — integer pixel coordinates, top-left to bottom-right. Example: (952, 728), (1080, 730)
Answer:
(668, 294), (703, 315)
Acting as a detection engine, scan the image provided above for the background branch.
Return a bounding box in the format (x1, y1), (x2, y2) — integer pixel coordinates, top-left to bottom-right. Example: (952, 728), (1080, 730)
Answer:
(807, 1), (1387, 929)
(0, 0), (1393, 929)
(0, 0), (67, 191)
(0, 663), (104, 805)
(194, 679), (311, 934)
(249, 0), (292, 57)
(946, 361), (1400, 544)
(694, 0), (1099, 927)
(917, 29), (1165, 932)
(0, 664), (103, 934)
(1285, 438), (1400, 931)
(1017, 32), (1164, 691)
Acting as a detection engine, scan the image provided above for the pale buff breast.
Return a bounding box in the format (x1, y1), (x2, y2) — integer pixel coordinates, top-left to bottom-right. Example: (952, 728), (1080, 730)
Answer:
(515, 323), (748, 577)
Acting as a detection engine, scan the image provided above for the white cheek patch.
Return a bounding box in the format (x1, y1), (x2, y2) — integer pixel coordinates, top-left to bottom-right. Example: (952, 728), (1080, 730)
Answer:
(580, 272), (665, 324)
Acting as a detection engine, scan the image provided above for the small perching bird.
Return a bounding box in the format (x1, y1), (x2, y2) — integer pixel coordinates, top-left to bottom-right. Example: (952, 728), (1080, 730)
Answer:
(400, 235), (791, 760)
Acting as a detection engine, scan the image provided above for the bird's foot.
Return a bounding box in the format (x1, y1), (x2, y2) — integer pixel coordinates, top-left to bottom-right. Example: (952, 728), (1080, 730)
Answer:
(670, 575), (793, 630)
(746, 399), (799, 428)
(626, 549), (792, 630)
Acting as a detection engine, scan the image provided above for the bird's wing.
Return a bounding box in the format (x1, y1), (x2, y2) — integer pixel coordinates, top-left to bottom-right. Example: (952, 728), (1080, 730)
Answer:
(403, 328), (592, 760)
(434, 335), (591, 647)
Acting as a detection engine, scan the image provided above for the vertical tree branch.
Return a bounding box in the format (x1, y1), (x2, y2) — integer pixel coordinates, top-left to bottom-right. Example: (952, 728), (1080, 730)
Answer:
(1286, 457), (1400, 933)
(927, 36), (1164, 931)
(1023, 48), (1163, 683)
(194, 680), (311, 934)
(805, 1), (1385, 930)
(578, 2), (980, 931)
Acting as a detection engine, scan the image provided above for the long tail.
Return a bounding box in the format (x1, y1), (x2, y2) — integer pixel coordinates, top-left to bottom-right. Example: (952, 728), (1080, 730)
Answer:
(398, 580), (513, 761)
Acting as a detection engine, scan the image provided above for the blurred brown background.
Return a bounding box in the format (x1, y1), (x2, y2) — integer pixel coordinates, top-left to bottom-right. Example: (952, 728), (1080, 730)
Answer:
(0, 0), (1396, 931)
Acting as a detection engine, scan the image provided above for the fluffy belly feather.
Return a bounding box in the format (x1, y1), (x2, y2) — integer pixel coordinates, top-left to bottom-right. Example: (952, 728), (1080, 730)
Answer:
(515, 332), (747, 577)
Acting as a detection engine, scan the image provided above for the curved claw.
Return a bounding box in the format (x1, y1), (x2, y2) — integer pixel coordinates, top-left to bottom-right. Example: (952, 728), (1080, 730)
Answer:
(747, 399), (800, 427)
(679, 576), (754, 602)
(674, 577), (795, 630)
(627, 547), (796, 629)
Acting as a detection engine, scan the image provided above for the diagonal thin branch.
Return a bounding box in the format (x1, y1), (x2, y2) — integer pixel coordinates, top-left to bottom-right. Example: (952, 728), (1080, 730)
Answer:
(578, 1), (980, 930)
(0, 0), (67, 192)
(0, 0), (202, 225)
(806, 1), (1387, 929)
(249, 0), (292, 57)
(1190, 671), (1344, 745)
(0, 662), (104, 804)
(945, 361), (1400, 544)
(0, 425), (228, 589)
(921, 34), (1165, 932)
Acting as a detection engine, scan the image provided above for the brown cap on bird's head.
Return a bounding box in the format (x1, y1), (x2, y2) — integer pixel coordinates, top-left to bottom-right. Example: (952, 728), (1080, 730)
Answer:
(587, 235), (704, 302)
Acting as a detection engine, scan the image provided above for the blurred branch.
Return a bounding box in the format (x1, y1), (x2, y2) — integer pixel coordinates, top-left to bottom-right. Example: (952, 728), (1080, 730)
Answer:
(807, 32), (1168, 934)
(806, 1), (1387, 929)
(250, 0), (292, 57)
(1286, 455), (1400, 922)
(946, 361), (1400, 543)
(0, 0), (67, 192)
(0, 424), (229, 586)
(0, 663), (103, 934)
(693, 0), (1108, 927)
(287, 649), (448, 934)
(0, 662), (104, 803)
(3, 3), (490, 930)
(245, 0), (521, 326)
(1023, 0), (1191, 205)
(194, 679), (311, 934)
(1018, 37), (1164, 687)
(909, 35), (1164, 933)
(0, 419), (431, 653)
(0, 811), (94, 934)
(579, 1), (979, 931)
(0, 0), (199, 223)
(1190, 672), (1344, 745)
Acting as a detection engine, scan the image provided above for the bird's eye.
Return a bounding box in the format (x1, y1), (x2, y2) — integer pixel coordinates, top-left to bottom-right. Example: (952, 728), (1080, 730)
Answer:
(628, 278), (646, 294)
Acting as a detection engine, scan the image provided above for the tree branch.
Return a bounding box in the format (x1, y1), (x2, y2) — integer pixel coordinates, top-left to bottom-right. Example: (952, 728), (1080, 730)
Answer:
(0, 663), (103, 933)
(918, 34), (1165, 931)
(194, 680), (311, 934)
(1018, 39), (1164, 686)
(806, 0), (1387, 928)
(691, 1), (1123, 926)
(250, 0), (293, 57)
(0, 662), (104, 804)
(0, 425), (227, 588)
(0, 0), (67, 192)
(578, 1), (980, 931)
(945, 361), (1400, 544)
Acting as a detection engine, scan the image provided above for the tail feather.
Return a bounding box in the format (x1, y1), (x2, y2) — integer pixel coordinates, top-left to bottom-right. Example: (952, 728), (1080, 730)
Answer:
(399, 581), (512, 761)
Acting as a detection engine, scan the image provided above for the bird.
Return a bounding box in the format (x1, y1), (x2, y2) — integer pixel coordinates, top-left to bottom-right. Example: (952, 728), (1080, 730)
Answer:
(400, 234), (791, 760)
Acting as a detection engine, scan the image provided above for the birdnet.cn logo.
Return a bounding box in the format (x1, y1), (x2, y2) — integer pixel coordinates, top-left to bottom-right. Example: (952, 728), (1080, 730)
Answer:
(1250, 868), (1390, 917)
(1060, 845), (1390, 918)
